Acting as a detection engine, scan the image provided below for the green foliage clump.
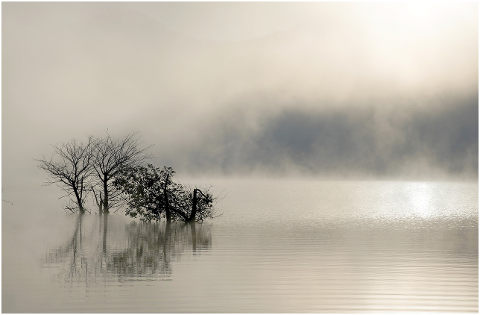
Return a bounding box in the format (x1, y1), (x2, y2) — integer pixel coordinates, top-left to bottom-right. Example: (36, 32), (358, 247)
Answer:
(114, 164), (215, 222)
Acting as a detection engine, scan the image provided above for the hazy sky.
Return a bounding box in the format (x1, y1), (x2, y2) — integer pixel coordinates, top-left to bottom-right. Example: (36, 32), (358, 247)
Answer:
(2, 2), (478, 188)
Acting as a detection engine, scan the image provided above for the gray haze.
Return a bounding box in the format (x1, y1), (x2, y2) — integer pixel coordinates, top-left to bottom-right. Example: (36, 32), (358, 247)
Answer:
(2, 2), (478, 190)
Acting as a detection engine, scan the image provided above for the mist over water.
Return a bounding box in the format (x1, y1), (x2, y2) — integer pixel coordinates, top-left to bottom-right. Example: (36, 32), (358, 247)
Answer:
(163, 96), (478, 179)
(2, 2), (478, 185)
(2, 2), (478, 313)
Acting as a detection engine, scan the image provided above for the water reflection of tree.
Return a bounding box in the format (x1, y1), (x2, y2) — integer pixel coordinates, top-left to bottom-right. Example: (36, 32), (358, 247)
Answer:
(44, 214), (86, 283)
(44, 214), (212, 284)
(109, 219), (212, 277)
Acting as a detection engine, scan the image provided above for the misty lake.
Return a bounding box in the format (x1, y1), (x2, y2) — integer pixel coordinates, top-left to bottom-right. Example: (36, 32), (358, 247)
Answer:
(3, 179), (478, 313)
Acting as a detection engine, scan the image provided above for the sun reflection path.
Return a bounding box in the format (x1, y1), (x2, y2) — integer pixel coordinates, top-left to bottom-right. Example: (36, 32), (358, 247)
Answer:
(407, 182), (435, 219)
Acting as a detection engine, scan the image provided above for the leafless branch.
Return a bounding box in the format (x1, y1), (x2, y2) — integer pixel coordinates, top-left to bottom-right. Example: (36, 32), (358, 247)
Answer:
(91, 132), (152, 212)
(36, 136), (95, 213)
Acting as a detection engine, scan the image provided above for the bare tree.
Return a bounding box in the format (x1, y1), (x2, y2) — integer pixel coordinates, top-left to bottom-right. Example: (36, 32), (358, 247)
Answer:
(91, 132), (150, 213)
(37, 137), (94, 213)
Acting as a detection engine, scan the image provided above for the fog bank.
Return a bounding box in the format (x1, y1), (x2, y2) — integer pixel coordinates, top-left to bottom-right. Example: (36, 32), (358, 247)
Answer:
(2, 2), (477, 188)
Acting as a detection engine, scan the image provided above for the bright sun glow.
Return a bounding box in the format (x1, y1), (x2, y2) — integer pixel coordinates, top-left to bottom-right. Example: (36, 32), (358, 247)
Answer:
(409, 183), (434, 218)
(357, 2), (473, 38)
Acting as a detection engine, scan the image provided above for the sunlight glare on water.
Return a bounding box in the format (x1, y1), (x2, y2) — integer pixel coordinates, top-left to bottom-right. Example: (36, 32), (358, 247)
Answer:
(408, 182), (433, 218)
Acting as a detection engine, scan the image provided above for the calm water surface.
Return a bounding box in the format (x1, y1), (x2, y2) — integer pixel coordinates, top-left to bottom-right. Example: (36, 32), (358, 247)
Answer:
(3, 179), (478, 312)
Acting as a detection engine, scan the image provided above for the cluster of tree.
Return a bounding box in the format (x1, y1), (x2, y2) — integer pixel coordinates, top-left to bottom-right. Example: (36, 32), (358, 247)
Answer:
(37, 133), (216, 222)
(114, 165), (215, 222)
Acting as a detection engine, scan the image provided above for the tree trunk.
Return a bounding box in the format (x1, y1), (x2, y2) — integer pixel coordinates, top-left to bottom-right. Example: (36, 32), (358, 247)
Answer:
(163, 174), (171, 222)
(165, 206), (172, 222)
(73, 187), (85, 214)
(92, 188), (103, 215)
(99, 193), (103, 214)
(188, 189), (198, 222)
(103, 174), (109, 213)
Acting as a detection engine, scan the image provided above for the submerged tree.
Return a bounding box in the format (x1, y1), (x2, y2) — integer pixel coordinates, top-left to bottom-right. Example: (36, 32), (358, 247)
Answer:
(114, 164), (216, 222)
(91, 132), (150, 213)
(37, 132), (218, 220)
(36, 137), (94, 213)
(38, 132), (152, 214)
